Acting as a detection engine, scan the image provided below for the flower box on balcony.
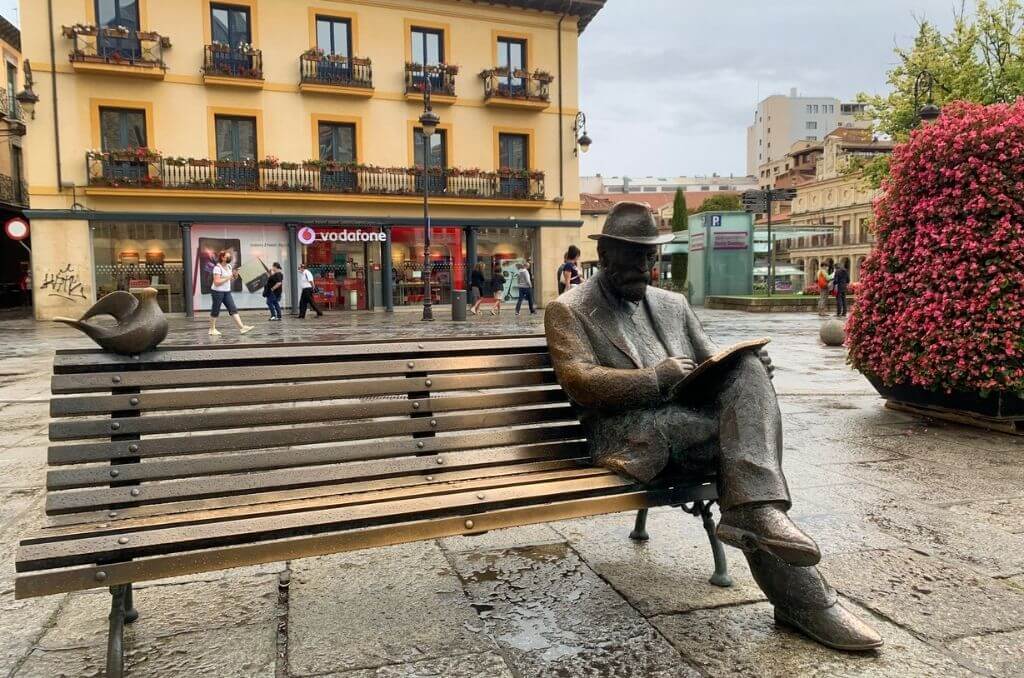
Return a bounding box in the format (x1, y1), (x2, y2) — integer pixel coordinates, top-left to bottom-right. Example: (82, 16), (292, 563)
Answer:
(203, 44), (264, 88)
(404, 63), (457, 104)
(480, 67), (552, 111)
(64, 24), (168, 78)
(298, 52), (374, 97)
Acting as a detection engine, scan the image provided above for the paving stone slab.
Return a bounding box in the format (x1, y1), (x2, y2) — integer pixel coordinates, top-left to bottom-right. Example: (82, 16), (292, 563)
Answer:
(15, 622), (276, 677)
(809, 484), (1024, 578)
(321, 651), (515, 678)
(651, 600), (975, 678)
(944, 497), (1024, 535)
(449, 541), (701, 677)
(0, 593), (64, 677)
(948, 628), (1024, 678)
(865, 435), (1024, 482)
(38, 575), (279, 650)
(550, 510), (766, 616)
(820, 548), (1024, 642)
(783, 435), (906, 466)
(834, 456), (1024, 505)
(789, 511), (905, 557)
(437, 523), (567, 554)
(288, 541), (494, 676)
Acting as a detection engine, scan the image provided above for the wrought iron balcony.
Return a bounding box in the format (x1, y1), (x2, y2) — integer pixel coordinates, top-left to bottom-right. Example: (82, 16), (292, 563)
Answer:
(404, 63), (458, 99)
(85, 152), (547, 202)
(0, 88), (25, 124)
(203, 44), (263, 84)
(480, 68), (553, 109)
(62, 24), (170, 78)
(0, 173), (28, 207)
(299, 50), (373, 93)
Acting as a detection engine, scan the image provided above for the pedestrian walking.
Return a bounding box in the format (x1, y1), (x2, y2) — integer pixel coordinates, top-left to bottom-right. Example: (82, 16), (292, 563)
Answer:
(557, 245), (583, 295)
(815, 265), (829, 316)
(264, 262), (284, 321)
(209, 250), (254, 336)
(515, 262), (535, 315)
(834, 263), (850, 317)
(470, 262), (486, 303)
(297, 263), (323, 319)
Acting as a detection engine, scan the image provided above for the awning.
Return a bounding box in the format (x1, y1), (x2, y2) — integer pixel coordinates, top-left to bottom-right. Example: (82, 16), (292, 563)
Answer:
(754, 265), (806, 276)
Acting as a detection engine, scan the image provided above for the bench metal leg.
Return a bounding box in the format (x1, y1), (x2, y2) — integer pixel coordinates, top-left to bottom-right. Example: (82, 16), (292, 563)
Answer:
(684, 501), (733, 588)
(629, 508), (650, 541)
(106, 584), (129, 678)
(124, 583), (139, 624)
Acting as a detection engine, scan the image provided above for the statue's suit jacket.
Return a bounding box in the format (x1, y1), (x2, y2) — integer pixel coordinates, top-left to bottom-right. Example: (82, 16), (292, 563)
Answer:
(544, 273), (721, 483)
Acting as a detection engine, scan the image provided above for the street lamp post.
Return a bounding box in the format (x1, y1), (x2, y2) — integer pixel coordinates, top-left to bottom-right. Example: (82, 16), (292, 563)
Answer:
(913, 70), (941, 124)
(418, 63), (440, 322)
(572, 112), (592, 156)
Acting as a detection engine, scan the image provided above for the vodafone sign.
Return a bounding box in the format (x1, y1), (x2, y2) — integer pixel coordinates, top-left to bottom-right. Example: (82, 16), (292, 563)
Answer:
(4, 217), (29, 241)
(298, 226), (387, 245)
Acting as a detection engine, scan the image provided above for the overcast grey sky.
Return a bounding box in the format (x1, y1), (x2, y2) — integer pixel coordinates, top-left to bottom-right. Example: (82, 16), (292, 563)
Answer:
(0, 0), (962, 178)
(578, 0), (961, 177)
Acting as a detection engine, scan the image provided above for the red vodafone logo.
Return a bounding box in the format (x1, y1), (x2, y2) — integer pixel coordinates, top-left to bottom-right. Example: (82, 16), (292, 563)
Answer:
(4, 218), (29, 241)
(297, 226), (316, 245)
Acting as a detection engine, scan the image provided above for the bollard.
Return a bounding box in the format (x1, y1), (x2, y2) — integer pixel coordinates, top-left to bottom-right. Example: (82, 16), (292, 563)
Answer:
(451, 289), (467, 321)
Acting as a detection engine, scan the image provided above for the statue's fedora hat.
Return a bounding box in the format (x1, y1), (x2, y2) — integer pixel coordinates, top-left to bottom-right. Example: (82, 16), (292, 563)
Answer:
(588, 201), (675, 245)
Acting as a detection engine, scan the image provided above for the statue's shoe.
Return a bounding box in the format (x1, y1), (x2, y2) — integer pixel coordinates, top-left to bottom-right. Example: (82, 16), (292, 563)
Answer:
(717, 503), (821, 566)
(775, 602), (884, 651)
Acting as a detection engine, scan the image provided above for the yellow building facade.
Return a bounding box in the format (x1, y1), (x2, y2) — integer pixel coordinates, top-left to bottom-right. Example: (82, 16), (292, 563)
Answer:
(23, 0), (602, 319)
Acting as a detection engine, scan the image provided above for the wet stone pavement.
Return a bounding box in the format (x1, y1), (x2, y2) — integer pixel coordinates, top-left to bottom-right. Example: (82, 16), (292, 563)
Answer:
(1, 307), (1023, 677)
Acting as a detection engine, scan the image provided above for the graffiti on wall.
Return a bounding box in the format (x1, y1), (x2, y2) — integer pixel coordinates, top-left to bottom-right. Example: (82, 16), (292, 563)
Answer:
(40, 264), (89, 301)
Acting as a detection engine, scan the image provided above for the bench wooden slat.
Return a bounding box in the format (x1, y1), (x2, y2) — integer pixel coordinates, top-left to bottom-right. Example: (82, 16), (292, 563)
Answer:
(47, 426), (585, 490)
(51, 369), (558, 417)
(53, 336), (549, 371)
(50, 387), (568, 440)
(20, 473), (634, 571)
(46, 442), (589, 514)
(34, 462), (601, 541)
(16, 485), (714, 599)
(51, 352), (552, 393)
(39, 458), (598, 540)
(48, 405), (577, 465)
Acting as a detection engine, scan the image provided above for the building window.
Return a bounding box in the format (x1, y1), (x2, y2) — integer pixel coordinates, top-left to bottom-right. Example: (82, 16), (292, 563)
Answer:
(806, 121), (817, 130)
(5, 61), (16, 117)
(215, 115), (257, 161)
(700, 185), (710, 191)
(496, 36), (526, 94)
(414, 127), (447, 167)
(498, 132), (528, 170)
(316, 15), (351, 57)
(806, 135), (817, 141)
(805, 104), (813, 114)
(211, 3), (251, 47)
(411, 27), (444, 65)
(100, 107), (147, 150)
(96, 0), (141, 59)
(318, 122), (356, 163)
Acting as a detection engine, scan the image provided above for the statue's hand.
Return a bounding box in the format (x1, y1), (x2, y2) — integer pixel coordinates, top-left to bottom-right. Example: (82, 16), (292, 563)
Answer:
(759, 349), (775, 380)
(655, 357), (697, 395)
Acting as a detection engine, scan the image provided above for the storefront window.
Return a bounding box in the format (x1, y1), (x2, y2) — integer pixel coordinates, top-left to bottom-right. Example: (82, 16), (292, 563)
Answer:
(190, 224), (291, 311)
(471, 227), (536, 301)
(91, 221), (184, 313)
(390, 226), (464, 306)
(300, 227), (383, 311)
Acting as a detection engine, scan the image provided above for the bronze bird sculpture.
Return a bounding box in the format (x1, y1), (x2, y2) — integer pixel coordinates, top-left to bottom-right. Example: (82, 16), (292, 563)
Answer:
(54, 287), (169, 354)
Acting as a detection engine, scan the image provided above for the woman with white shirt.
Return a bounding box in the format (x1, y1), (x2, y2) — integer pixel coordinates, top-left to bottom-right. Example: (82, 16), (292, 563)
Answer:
(209, 250), (254, 336)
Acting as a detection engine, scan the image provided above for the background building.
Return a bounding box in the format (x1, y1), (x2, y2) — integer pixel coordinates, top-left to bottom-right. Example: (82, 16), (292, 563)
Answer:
(580, 174), (756, 194)
(779, 127), (893, 283)
(746, 88), (867, 176)
(23, 0), (604, 320)
(0, 15), (29, 309)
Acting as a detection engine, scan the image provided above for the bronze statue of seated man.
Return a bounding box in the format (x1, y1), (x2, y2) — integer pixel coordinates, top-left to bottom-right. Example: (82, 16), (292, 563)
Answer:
(544, 202), (882, 651)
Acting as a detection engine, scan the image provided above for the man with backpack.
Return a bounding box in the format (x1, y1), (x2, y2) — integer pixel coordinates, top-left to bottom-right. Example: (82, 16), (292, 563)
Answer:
(834, 263), (850, 317)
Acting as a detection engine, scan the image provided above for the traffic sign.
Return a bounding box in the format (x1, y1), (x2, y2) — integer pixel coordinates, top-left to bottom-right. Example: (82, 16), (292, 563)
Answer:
(4, 217), (29, 241)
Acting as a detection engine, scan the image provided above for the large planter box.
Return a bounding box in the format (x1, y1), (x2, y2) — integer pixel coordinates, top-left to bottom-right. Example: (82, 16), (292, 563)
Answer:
(865, 374), (1024, 423)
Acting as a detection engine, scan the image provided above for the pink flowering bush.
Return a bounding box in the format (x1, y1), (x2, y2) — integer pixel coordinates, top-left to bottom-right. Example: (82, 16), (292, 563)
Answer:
(848, 100), (1024, 394)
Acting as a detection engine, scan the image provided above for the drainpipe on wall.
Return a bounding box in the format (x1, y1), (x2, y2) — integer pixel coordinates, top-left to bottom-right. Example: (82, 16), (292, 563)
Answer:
(47, 0), (64, 192)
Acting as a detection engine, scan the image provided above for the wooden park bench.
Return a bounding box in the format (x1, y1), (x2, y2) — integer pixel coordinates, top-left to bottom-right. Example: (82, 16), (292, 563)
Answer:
(15, 335), (731, 677)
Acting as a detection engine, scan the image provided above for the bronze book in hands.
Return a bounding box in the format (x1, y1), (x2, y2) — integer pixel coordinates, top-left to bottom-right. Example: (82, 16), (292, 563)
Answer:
(669, 337), (771, 399)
